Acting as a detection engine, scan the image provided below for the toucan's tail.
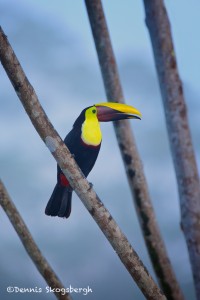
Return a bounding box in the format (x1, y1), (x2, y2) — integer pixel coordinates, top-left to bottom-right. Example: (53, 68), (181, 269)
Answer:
(45, 183), (72, 218)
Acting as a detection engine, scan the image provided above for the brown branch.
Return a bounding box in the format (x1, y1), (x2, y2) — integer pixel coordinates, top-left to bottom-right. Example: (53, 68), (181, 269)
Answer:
(84, 1), (184, 299)
(0, 26), (165, 300)
(0, 180), (72, 300)
(143, 1), (200, 298)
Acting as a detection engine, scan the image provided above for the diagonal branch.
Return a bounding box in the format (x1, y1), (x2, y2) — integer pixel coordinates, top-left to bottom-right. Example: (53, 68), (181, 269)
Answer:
(0, 180), (72, 300)
(143, 0), (200, 298)
(84, 1), (184, 299)
(0, 26), (165, 299)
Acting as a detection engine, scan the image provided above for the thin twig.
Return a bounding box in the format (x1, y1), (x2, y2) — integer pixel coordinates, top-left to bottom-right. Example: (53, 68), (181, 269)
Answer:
(143, 0), (200, 298)
(84, 1), (184, 299)
(0, 26), (165, 300)
(0, 180), (72, 300)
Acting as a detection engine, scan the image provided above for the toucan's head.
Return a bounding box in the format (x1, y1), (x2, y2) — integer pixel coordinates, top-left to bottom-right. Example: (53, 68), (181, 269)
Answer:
(73, 102), (141, 128)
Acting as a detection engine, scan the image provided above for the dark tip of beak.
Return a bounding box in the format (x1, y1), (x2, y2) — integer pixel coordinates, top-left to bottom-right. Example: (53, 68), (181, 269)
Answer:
(128, 115), (141, 120)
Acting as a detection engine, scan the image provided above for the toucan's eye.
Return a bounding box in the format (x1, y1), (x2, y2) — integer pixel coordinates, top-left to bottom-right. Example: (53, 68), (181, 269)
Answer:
(92, 109), (96, 114)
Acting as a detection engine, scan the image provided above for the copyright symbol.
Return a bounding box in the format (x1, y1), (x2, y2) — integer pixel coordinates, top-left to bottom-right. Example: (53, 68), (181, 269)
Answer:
(7, 286), (14, 293)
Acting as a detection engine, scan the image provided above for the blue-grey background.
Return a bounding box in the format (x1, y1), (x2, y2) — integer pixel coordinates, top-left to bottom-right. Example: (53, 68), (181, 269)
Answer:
(0, 1), (200, 299)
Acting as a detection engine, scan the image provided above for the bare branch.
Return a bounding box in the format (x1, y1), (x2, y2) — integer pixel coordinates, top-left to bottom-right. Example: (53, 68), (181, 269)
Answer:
(0, 27), (165, 299)
(143, 0), (200, 298)
(0, 180), (72, 300)
(84, 1), (184, 299)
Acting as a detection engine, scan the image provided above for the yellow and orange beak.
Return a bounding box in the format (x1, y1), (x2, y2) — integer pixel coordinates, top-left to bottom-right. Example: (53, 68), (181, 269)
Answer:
(95, 102), (141, 122)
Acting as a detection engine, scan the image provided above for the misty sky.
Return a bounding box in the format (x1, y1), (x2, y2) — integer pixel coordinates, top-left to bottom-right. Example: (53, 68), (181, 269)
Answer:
(0, 1), (199, 300)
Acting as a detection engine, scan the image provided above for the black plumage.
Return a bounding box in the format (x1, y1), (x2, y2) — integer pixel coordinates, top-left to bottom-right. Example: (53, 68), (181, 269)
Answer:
(45, 107), (101, 218)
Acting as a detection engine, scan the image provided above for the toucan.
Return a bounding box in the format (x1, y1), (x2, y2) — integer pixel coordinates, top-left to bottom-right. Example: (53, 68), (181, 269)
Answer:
(45, 102), (141, 218)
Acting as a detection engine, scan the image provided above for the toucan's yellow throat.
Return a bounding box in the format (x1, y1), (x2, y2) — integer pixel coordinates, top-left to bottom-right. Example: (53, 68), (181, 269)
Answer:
(80, 102), (141, 146)
(81, 106), (102, 146)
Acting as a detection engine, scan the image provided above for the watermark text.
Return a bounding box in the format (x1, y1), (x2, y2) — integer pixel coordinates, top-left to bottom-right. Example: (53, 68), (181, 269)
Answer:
(7, 285), (92, 296)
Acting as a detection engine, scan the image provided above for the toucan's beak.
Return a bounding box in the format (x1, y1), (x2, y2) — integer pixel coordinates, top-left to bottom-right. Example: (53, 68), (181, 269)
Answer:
(95, 102), (142, 122)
